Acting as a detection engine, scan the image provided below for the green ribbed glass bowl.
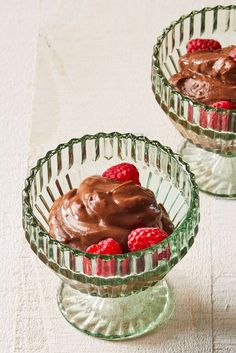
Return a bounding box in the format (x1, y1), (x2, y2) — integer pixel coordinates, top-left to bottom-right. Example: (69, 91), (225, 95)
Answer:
(22, 132), (199, 340)
(152, 5), (236, 198)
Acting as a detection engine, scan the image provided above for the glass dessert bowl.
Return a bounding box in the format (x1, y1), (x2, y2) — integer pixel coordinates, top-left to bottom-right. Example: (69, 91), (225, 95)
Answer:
(152, 5), (236, 198)
(22, 132), (199, 340)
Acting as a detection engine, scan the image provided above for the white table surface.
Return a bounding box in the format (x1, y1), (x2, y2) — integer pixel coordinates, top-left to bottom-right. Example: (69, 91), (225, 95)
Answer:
(1, 1), (236, 352)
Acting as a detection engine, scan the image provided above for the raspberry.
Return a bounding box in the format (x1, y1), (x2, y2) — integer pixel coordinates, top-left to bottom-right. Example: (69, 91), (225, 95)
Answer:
(199, 101), (235, 131)
(102, 162), (140, 185)
(212, 101), (235, 110)
(128, 227), (168, 252)
(200, 109), (229, 131)
(230, 47), (236, 62)
(83, 238), (122, 276)
(187, 38), (221, 53)
(86, 238), (122, 255)
(199, 109), (208, 128)
(188, 104), (193, 123)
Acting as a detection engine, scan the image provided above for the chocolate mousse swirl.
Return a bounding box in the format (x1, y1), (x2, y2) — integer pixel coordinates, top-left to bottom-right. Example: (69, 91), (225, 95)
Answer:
(49, 176), (173, 251)
(169, 45), (236, 104)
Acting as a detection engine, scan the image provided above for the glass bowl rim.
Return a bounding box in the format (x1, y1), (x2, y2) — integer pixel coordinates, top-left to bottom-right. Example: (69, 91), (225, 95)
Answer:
(152, 4), (236, 137)
(22, 132), (199, 260)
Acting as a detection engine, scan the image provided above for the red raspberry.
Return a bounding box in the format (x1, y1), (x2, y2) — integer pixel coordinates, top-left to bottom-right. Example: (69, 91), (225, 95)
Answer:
(199, 101), (235, 131)
(212, 101), (235, 110)
(210, 101), (235, 130)
(188, 104), (193, 123)
(230, 47), (236, 62)
(102, 162), (140, 185)
(128, 227), (168, 252)
(187, 38), (221, 53)
(86, 238), (122, 255)
(200, 109), (229, 131)
(199, 108), (208, 128)
(83, 238), (122, 276)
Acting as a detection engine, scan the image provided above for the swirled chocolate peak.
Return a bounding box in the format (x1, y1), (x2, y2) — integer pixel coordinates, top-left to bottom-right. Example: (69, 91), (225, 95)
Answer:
(169, 45), (236, 104)
(49, 175), (173, 251)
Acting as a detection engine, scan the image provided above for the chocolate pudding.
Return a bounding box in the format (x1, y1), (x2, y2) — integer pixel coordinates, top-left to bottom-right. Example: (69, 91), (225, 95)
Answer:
(169, 45), (236, 104)
(49, 175), (174, 252)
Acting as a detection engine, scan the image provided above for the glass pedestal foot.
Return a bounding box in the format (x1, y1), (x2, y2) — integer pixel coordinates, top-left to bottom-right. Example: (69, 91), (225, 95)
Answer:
(57, 280), (174, 340)
(179, 141), (236, 198)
